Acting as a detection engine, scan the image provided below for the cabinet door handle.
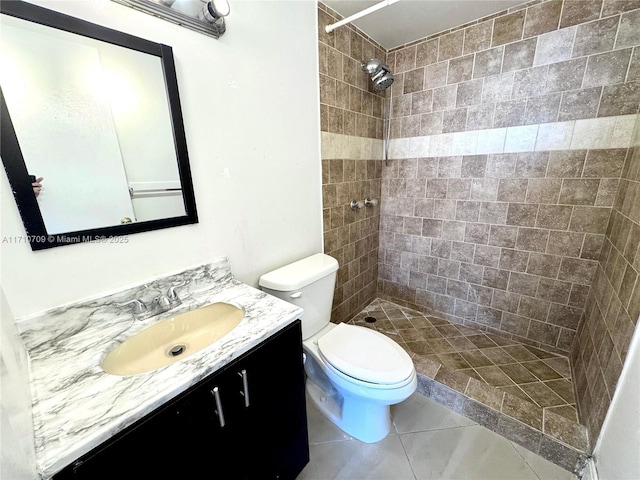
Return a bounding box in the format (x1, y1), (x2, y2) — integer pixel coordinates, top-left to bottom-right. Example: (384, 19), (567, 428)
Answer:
(211, 386), (225, 427)
(238, 369), (250, 407)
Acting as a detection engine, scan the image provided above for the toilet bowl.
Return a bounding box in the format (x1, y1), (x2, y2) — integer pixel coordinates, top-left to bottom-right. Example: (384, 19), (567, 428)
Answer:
(259, 253), (417, 443)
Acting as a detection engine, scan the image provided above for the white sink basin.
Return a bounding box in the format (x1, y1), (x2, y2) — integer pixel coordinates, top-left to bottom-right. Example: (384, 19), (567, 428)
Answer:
(102, 302), (244, 376)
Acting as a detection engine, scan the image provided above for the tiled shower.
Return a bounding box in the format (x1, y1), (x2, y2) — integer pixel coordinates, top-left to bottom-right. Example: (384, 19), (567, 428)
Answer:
(318, 0), (639, 471)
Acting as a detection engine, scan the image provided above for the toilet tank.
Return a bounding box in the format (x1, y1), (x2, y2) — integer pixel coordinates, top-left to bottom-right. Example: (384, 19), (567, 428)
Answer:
(259, 253), (339, 340)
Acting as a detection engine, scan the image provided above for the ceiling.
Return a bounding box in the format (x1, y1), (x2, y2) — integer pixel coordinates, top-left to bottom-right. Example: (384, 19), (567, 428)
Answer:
(322, 0), (524, 50)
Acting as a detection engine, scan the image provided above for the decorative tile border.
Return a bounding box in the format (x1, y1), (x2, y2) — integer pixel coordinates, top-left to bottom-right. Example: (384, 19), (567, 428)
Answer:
(321, 131), (383, 160)
(387, 114), (638, 159)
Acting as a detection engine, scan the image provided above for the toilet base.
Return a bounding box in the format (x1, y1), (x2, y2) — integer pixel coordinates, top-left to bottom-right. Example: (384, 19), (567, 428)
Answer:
(306, 379), (392, 443)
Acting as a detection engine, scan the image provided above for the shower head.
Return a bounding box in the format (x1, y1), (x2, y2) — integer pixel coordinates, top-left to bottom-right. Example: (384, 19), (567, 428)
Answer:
(361, 58), (394, 91)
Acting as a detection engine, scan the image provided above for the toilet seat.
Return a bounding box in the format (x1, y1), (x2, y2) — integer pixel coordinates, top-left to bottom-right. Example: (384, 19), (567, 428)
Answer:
(317, 323), (414, 385)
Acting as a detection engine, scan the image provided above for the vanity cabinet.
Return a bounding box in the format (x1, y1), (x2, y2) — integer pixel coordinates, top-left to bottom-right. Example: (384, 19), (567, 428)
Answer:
(52, 321), (309, 480)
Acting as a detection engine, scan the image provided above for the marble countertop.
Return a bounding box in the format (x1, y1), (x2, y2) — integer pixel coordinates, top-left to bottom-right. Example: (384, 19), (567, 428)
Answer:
(17, 258), (303, 479)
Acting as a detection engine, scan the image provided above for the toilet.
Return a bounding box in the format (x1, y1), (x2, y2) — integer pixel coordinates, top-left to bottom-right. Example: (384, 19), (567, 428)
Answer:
(259, 253), (416, 443)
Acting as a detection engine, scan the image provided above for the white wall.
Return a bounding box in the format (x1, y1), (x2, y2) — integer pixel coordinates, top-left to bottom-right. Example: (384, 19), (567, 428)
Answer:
(592, 321), (640, 479)
(0, 290), (37, 479)
(0, 0), (323, 319)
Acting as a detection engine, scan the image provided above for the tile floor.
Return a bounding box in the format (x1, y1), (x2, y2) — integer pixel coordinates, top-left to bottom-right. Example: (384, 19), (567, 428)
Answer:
(313, 298), (590, 471)
(298, 391), (577, 480)
(351, 299), (578, 422)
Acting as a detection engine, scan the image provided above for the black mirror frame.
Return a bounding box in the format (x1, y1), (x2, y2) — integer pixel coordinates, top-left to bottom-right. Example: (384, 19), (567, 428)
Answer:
(0, 1), (198, 250)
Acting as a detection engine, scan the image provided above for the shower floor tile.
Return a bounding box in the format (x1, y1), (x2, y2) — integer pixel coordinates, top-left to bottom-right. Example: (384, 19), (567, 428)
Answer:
(350, 299), (577, 414)
(347, 298), (589, 463)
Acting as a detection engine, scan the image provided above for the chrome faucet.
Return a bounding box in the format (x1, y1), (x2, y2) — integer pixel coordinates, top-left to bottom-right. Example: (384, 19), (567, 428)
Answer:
(119, 281), (188, 320)
(117, 298), (154, 320)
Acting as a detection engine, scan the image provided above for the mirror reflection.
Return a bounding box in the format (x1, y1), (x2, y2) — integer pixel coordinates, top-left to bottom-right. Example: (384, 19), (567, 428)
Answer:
(0, 1), (197, 249)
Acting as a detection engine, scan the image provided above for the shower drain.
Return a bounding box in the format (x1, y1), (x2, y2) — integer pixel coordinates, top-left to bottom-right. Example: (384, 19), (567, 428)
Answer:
(168, 344), (187, 357)
(364, 316), (377, 323)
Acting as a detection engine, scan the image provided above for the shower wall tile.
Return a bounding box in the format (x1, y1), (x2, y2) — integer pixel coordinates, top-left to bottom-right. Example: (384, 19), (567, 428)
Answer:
(386, 1), (640, 139)
(320, 0), (640, 449)
(318, 5), (385, 140)
(377, 145), (632, 353)
(319, 5), (387, 323)
(572, 136), (640, 443)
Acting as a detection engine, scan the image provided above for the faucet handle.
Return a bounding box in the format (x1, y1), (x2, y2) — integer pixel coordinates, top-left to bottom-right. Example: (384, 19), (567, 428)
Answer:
(152, 295), (172, 310)
(167, 281), (188, 303)
(117, 299), (148, 315)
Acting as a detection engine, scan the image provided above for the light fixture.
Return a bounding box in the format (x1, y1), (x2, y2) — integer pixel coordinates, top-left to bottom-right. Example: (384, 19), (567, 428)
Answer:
(198, 0), (229, 35)
(112, 0), (230, 39)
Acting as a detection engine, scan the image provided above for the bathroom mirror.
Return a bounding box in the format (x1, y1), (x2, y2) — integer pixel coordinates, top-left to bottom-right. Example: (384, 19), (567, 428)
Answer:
(0, 1), (198, 250)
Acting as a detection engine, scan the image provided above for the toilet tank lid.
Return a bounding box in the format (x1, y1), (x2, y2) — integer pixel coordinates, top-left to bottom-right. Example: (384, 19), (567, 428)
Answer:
(259, 253), (339, 291)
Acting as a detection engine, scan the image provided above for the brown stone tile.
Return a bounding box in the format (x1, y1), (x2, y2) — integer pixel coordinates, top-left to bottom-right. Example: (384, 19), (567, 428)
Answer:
(560, 0), (602, 28)
(573, 15), (620, 57)
(501, 391), (544, 429)
(542, 357), (572, 379)
(547, 150), (587, 177)
(435, 324), (464, 337)
(463, 20), (493, 55)
(494, 99), (527, 127)
(547, 231), (584, 257)
(467, 333), (499, 349)
(544, 410), (589, 451)
(627, 48), (640, 84)
(545, 378), (577, 404)
(474, 46), (504, 78)
(492, 10), (525, 47)
(523, 0), (561, 37)
(560, 179), (600, 206)
(616, 9), (640, 49)
(413, 355), (442, 378)
(447, 335), (479, 352)
(536, 205), (572, 229)
(438, 29), (464, 62)
(523, 93), (561, 125)
(570, 206), (612, 234)
(419, 326), (444, 340)
(508, 205), (539, 228)
(398, 328), (427, 343)
(499, 363), (539, 384)
(519, 382), (566, 407)
(502, 344), (540, 362)
(584, 49), (633, 88)
(428, 337), (457, 354)
(498, 384), (533, 403)
(559, 87), (602, 121)
(430, 381), (466, 413)
(463, 398), (501, 430)
(458, 368), (485, 382)
(437, 352), (473, 370)
(476, 365), (516, 387)
(546, 404), (579, 423)
(526, 253), (561, 279)
(522, 360), (563, 381)
(602, 0), (640, 16)
(498, 179), (528, 202)
(465, 377), (505, 410)
(516, 227), (549, 252)
(599, 81), (640, 117)
(481, 346), (514, 365)
(547, 58), (587, 94)
(460, 350), (494, 368)
(448, 54), (474, 84)
(435, 367), (470, 391)
(513, 66), (549, 99)
(497, 414), (544, 453)
(416, 39), (438, 67)
(538, 437), (587, 471)
(503, 38), (537, 73)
